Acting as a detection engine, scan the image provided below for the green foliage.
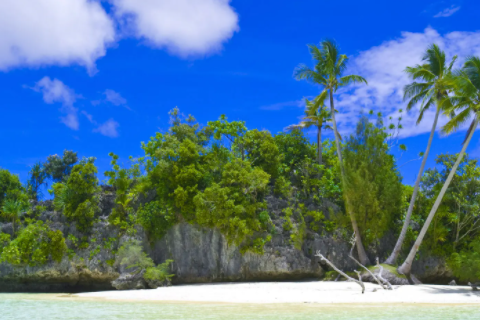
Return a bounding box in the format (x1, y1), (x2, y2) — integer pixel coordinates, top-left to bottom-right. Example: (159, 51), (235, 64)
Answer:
(242, 129), (282, 179)
(418, 154), (480, 256)
(0, 221), (67, 267)
(52, 162), (99, 231)
(449, 239), (480, 282)
(43, 150), (79, 182)
(343, 115), (404, 245)
(105, 153), (140, 222)
(274, 130), (315, 174)
(115, 240), (154, 272)
(0, 232), (10, 255)
(0, 168), (27, 213)
(144, 259), (174, 283)
(137, 201), (176, 241)
(2, 199), (28, 235)
(27, 162), (48, 201)
(141, 111), (208, 222)
(194, 158), (272, 253)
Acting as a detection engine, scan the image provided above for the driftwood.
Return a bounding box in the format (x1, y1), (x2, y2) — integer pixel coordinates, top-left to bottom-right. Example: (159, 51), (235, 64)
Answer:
(315, 251), (365, 294)
(468, 282), (479, 291)
(376, 258), (393, 290)
(348, 233), (389, 290)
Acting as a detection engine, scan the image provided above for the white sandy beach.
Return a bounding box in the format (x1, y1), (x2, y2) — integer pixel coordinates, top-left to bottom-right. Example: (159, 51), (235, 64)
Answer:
(75, 281), (480, 304)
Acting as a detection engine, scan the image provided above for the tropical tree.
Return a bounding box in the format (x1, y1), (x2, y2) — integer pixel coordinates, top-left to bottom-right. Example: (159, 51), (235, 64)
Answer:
(27, 162), (47, 201)
(2, 199), (27, 236)
(398, 56), (480, 277)
(294, 40), (370, 265)
(286, 98), (333, 165)
(385, 44), (457, 265)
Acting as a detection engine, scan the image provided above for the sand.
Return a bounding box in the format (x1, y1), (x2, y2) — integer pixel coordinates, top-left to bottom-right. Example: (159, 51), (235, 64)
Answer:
(75, 281), (480, 304)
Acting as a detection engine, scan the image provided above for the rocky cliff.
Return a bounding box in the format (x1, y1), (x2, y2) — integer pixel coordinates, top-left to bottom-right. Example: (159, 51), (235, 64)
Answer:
(0, 190), (452, 292)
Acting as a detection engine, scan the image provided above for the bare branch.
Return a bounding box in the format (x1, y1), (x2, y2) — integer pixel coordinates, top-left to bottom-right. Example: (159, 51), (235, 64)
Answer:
(315, 251), (365, 294)
(376, 257), (393, 290)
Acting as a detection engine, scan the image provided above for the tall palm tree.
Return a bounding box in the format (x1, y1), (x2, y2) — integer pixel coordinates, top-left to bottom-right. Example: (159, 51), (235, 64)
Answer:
(294, 40), (370, 265)
(2, 199), (26, 236)
(286, 98), (333, 165)
(385, 44), (457, 265)
(398, 56), (480, 277)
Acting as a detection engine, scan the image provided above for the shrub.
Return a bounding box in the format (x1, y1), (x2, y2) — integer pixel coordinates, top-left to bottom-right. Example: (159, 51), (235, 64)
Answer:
(0, 221), (67, 267)
(137, 201), (176, 241)
(52, 162), (99, 231)
(144, 259), (174, 284)
(115, 240), (154, 272)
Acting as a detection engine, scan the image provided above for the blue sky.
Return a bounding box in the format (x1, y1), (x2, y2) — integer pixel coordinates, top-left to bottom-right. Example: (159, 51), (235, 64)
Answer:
(1, 0), (480, 189)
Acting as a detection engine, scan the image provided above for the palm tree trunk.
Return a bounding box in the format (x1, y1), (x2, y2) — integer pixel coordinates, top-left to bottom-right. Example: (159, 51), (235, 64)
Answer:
(329, 89), (371, 265)
(317, 126), (323, 165)
(398, 119), (478, 278)
(384, 107), (441, 265)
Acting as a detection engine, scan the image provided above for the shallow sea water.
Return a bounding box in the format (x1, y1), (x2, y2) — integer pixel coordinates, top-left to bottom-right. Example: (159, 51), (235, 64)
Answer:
(1, 294), (479, 320)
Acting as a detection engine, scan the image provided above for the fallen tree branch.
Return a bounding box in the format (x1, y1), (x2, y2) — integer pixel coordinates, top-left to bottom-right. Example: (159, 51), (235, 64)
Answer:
(376, 258), (393, 290)
(468, 282), (479, 291)
(315, 251), (365, 294)
(347, 233), (387, 290)
(348, 254), (387, 290)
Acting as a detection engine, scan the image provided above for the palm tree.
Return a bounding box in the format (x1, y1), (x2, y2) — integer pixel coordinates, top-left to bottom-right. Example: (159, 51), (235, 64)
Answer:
(398, 56), (480, 277)
(384, 44), (457, 265)
(286, 98), (333, 165)
(2, 199), (26, 236)
(294, 40), (370, 265)
(27, 162), (47, 201)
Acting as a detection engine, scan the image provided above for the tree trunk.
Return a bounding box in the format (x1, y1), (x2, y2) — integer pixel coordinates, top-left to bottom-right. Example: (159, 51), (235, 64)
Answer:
(317, 126), (323, 165)
(329, 89), (371, 265)
(384, 107), (441, 265)
(12, 217), (15, 237)
(398, 119), (478, 277)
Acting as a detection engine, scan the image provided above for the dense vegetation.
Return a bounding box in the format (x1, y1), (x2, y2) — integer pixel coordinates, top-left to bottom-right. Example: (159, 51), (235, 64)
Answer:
(1, 40), (480, 283)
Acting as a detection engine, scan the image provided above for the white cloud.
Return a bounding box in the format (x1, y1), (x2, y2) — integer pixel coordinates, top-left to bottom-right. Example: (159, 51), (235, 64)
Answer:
(112, 0), (239, 56)
(104, 89), (130, 110)
(434, 5), (461, 18)
(334, 27), (480, 138)
(0, 0), (115, 73)
(32, 77), (80, 130)
(94, 119), (120, 138)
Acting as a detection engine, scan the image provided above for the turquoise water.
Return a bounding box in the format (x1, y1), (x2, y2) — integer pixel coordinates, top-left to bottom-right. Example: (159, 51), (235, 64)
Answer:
(1, 294), (479, 319)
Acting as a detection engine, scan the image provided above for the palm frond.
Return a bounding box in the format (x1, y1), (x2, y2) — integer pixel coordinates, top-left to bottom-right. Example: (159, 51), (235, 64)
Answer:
(403, 82), (431, 102)
(424, 44), (446, 77)
(441, 107), (474, 135)
(339, 74), (368, 86)
(464, 56), (480, 91)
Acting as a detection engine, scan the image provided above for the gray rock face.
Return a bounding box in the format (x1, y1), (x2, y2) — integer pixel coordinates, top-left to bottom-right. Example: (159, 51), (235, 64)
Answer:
(152, 223), (325, 283)
(112, 270), (147, 290)
(0, 191), (455, 292)
(411, 256), (453, 284)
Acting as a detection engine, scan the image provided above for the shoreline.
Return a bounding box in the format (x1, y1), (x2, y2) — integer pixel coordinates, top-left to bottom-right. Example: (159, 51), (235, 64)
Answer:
(72, 281), (480, 304)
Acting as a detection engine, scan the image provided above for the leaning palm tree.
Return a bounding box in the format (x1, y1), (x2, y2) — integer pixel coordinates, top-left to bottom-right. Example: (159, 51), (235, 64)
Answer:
(286, 98), (333, 165)
(384, 44), (457, 265)
(2, 199), (26, 236)
(294, 40), (370, 265)
(398, 56), (480, 277)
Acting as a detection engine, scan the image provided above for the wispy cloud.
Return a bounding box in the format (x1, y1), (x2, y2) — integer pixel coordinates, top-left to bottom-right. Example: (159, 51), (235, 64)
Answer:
(332, 27), (480, 138)
(260, 99), (305, 111)
(93, 119), (120, 138)
(31, 77), (81, 130)
(434, 5), (461, 18)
